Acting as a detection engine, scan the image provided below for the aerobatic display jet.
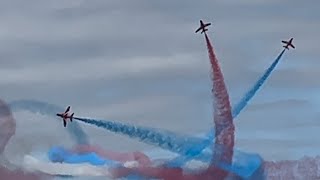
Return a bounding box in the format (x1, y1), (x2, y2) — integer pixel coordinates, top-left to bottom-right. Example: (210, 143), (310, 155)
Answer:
(282, 38), (295, 50)
(195, 20), (211, 34)
(56, 106), (74, 127)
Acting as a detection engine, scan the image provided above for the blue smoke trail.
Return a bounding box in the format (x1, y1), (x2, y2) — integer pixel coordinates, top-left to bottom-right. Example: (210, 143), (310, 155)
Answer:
(74, 117), (262, 178)
(74, 117), (209, 156)
(190, 144), (263, 179)
(231, 49), (286, 117)
(51, 49), (285, 175)
(203, 49), (286, 136)
(9, 99), (89, 145)
(120, 49), (287, 170)
(48, 146), (120, 167)
(206, 49), (286, 143)
(42, 48), (284, 178)
(175, 49), (287, 166)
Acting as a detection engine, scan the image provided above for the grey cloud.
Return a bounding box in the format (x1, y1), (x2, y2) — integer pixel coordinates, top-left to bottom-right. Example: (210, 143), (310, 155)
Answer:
(262, 67), (320, 89)
(0, 0), (317, 103)
(245, 99), (312, 111)
(0, 0), (317, 122)
(235, 98), (317, 129)
(0, 1), (319, 173)
(1, 0), (317, 69)
(0, 53), (205, 87)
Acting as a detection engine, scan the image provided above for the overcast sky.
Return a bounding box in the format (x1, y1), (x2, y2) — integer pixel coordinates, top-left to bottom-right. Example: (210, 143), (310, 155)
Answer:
(1, 0), (320, 165)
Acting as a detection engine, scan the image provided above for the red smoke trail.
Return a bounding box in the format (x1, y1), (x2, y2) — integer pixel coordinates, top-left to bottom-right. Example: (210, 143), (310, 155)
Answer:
(110, 32), (236, 180)
(204, 32), (234, 179)
(110, 152), (320, 179)
(0, 99), (51, 180)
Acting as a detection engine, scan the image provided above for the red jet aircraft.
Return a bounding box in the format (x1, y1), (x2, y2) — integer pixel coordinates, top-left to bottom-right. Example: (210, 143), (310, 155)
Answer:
(195, 20), (211, 34)
(282, 38), (295, 50)
(56, 106), (74, 127)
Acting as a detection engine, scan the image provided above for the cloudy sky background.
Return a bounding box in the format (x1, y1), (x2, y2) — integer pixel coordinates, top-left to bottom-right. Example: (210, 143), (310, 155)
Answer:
(1, 0), (320, 171)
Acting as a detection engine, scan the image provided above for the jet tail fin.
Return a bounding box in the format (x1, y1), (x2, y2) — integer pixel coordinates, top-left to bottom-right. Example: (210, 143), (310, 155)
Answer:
(63, 120), (66, 127)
